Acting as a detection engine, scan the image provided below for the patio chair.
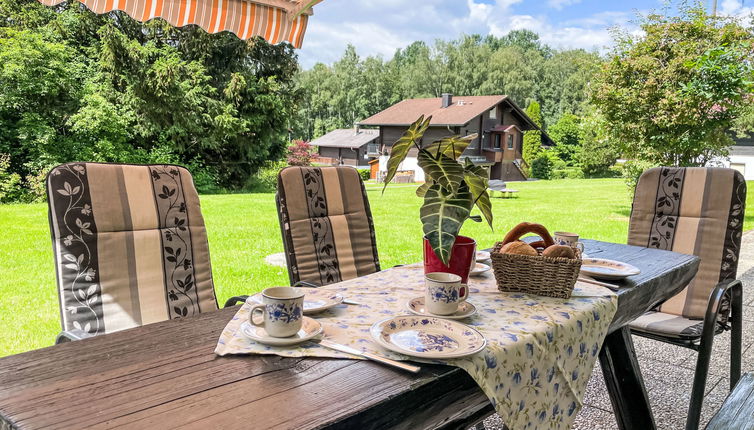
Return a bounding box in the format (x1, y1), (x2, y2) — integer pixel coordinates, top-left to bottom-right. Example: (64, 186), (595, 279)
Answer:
(46, 162), (245, 342)
(276, 166), (381, 287)
(627, 167), (747, 430)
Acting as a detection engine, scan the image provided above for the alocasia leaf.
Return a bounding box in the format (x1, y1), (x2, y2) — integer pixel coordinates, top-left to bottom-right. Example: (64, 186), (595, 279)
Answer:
(417, 150), (465, 192)
(382, 115), (431, 193)
(424, 134), (477, 160)
(463, 159), (493, 229)
(420, 184), (474, 265)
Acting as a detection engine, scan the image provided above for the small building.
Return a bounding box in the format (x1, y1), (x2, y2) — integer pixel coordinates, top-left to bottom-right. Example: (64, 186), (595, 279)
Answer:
(310, 128), (380, 166)
(723, 136), (754, 180)
(357, 94), (553, 181)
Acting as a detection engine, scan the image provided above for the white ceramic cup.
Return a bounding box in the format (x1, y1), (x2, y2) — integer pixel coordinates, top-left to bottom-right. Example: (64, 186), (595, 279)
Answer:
(553, 231), (585, 252)
(249, 287), (305, 337)
(425, 272), (468, 315)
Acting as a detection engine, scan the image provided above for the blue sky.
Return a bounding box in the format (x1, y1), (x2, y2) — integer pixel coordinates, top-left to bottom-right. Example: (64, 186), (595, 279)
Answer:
(297, 0), (752, 68)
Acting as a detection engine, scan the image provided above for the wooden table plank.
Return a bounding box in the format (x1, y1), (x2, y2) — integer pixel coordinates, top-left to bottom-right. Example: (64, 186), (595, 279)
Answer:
(0, 240), (699, 429)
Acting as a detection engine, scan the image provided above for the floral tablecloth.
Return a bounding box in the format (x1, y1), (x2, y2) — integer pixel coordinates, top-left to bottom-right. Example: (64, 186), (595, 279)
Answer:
(215, 264), (617, 430)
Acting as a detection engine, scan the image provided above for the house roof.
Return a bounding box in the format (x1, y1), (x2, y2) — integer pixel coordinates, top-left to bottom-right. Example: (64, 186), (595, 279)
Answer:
(730, 145), (754, 157)
(358, 95), (506, 127)
(310, 128), (379, 149)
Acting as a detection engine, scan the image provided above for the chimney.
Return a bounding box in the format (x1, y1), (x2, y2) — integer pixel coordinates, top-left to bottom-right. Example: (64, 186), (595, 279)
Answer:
(354, 124), (360, 135)
(441, 93), (453, 108)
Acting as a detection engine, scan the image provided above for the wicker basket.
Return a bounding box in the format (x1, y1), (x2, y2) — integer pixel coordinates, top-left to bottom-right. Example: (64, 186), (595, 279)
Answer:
(491, 224), (582, 299)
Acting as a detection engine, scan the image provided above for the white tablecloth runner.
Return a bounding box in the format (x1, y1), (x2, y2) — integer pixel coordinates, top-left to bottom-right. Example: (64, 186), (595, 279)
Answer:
(215, 264), (617, 430)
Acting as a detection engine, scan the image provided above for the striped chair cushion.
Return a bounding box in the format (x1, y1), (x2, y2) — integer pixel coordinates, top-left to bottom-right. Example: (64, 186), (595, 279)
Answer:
(277, 166), (380, 286)
(627, 167), (746, 322)
(47, 163), (217, 336)
(630, 311), (725, 339)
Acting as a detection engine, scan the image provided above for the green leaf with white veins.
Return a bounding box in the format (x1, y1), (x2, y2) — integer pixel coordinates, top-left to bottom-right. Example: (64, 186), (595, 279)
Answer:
(424, 134), (477, 160)
(417, 150), (464, 192)
(463, 159), (493, 229)
(420, 184), (474, 265)
(382, 115), (431, 193)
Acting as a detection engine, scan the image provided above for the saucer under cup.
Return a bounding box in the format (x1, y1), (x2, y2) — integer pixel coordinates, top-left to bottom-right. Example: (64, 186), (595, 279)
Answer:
(241, 317), (322, 346)
(407, 297), (477, 320)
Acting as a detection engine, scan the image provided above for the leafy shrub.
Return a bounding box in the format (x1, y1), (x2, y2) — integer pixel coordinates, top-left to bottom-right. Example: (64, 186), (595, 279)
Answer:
(23, 164), (55, 203)
(551, 168), (585, 179)
(357, 168), (371, 181)
(287, 140), (318, 166)
(0, 154), (22, 203)
(621, 160), (658, 195)
(531, 154), (553, 180)
(245, 160), (287, 192)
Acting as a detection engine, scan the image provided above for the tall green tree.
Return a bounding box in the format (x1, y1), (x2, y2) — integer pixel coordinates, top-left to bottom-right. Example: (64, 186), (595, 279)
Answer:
(548, 114), (581, 165)
(0, 0), (299, 193)
(577, 110), (620, 177)
(522, 101), (543, 166)
(592, 5), (754, 166)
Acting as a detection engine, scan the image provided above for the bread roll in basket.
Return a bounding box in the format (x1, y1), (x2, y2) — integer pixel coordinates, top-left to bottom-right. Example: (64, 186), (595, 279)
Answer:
(491, 222), (582, 299)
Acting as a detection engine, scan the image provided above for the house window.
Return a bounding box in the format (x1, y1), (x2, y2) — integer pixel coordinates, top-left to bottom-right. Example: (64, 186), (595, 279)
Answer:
(489, 108), (496, 119)
(494, 134), (501, 149)
(507, 134), (514, 150)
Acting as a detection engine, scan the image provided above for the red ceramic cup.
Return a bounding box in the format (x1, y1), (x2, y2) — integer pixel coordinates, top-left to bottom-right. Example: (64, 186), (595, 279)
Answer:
(423, 235), (477, 286)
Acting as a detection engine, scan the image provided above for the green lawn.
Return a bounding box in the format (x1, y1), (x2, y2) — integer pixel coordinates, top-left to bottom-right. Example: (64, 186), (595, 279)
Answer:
(1, 178), (752, 357)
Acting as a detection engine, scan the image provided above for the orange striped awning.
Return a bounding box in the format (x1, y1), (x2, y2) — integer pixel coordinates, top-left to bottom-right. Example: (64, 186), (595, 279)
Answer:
(37, 0), (321, 48)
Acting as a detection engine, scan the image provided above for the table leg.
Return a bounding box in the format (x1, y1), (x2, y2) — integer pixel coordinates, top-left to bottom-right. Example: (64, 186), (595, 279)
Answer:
(598, 326), (656, 430)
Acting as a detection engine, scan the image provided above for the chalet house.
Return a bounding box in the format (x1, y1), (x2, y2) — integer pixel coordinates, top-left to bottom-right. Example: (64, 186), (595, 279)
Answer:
(357, 94), (553, 181)
(310, 128), (379, 167)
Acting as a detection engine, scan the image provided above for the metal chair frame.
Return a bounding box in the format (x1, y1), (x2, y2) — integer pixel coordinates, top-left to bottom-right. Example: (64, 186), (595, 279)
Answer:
(631, 279), (743, 430)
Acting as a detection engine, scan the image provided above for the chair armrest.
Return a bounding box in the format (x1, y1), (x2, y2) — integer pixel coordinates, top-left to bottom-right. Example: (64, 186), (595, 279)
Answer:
(699, 279), (743, 344)
(223, 295), (249, 307)
(55, 329), (93, 344)
(704, 279), (742, 327)
(294, 281), (321, 288)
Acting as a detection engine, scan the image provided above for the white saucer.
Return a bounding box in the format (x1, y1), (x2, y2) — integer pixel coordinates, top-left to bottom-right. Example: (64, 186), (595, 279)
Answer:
(469, 262), (490, 277)
(250, 287), (344, 314)
(580, 258), (641, 280)
(370, 316), (486, 359)
(406, 297), (477, 320)
(240, 317), (323, 346)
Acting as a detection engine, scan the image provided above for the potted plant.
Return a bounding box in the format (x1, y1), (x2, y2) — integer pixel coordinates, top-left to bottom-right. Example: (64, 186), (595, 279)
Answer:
(382, 115), (493, 282)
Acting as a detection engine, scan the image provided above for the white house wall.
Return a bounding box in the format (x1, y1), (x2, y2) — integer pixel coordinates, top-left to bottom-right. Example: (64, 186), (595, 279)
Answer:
(377, 155), (425, 182)
(720, 155), (754, 180)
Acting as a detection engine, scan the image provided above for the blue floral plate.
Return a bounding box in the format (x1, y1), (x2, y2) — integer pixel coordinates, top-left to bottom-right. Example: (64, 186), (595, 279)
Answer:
(370, 316), (486, 359)
(251, 288), (344, 314)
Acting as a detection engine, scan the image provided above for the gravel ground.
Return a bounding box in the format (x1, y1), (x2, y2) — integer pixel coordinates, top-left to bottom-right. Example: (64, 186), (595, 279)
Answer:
(479, 230), (754, 430)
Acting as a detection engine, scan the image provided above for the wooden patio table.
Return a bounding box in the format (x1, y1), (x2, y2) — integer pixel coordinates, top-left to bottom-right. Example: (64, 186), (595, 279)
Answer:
(0, 240), (698, 430)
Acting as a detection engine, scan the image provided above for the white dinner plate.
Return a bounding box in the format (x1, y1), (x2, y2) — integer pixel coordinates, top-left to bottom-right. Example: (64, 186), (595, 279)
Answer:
(469, 263), (491, 277)
(406, 297), (477, 320)
(240, 317), (323, 346)
(476, 250), (491, 263)
(370, 316), (486, 359)
(580, 258), (641, 280)
(250, 287), (344, 314)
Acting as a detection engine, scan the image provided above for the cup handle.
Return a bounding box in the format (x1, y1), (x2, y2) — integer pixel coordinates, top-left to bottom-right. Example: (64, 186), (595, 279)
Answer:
(459, 285), (469, 302)
(576, 242), (585, 252)
(249, 304), (266, 327)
